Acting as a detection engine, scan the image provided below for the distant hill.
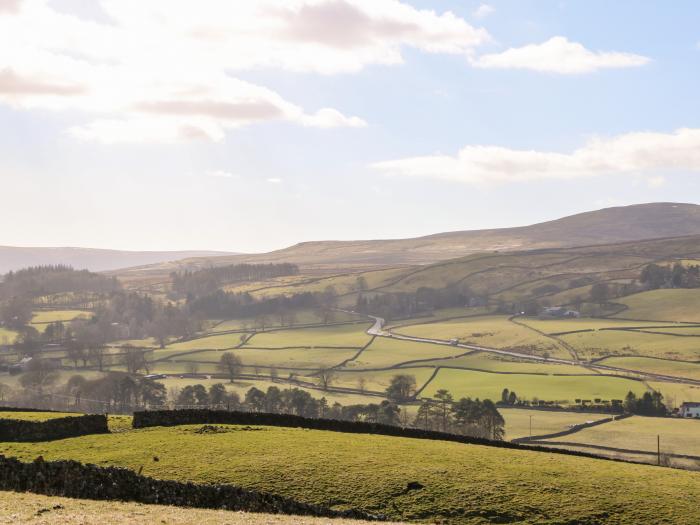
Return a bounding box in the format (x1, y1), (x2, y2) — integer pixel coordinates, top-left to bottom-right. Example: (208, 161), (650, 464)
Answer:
(122, 202), (700, 274)
(0, 247), (236, 274)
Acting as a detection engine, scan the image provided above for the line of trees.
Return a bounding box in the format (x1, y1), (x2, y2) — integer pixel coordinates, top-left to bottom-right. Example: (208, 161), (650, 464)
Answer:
(355, 285), (484, 321)
(640, 263), (700, 290)
(171, 263), (299, 297)
(0, 265), (119, 300)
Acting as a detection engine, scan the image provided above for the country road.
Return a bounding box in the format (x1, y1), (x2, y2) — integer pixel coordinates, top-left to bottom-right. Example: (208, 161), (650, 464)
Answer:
(364, 314), (700, 387)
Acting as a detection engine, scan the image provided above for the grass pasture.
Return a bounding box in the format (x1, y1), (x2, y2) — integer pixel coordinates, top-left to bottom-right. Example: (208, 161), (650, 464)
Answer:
(614, 289), (700, 323)
(208, 309), (362, 333)
(647, 382), (700, 406)
(164, 333), (249, 352)
(0, 327), (18, 344)
(0, 411), (81, 422)
(595, 356), (700, 381)
(244, 324), (372, 349)
(558, 329), (700, 361)
(333, 367), (436, 394)
(163, 347), (360, 370)
(394, 316), (570, 359)
(342, 338), (463, 369)
(31, 310), (92, 325)
(2, 424), (700, 524)
(404, 351), (591, 375)
(500, 408), (611, 440)
(546, 415), (700, 457)
(420, 367), (647, 404)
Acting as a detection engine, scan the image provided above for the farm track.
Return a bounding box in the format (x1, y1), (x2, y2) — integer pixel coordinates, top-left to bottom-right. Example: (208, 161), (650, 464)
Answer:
(363, 315), (700, 388)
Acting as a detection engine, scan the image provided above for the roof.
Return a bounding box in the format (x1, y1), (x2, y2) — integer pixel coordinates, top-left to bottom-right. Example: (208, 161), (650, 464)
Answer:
(680, 402), (700, 408)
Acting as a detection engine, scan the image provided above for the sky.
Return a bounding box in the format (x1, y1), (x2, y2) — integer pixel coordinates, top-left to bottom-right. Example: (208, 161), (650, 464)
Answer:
(1, 0), (699, 253)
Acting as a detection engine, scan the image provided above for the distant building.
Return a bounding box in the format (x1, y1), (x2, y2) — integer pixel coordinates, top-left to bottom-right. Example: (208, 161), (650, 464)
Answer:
(679, 402), (700, 418)
(539, 306), (580, 319)
(8, 356), (62, 375)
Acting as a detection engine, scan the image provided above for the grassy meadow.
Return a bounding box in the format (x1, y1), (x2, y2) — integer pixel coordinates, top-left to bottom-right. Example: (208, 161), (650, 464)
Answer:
(2, 424), (700, 524)
(500, 408), (611, 440)
(394, 315), (571, 358)
(244, 324), (372, 349)
(420, 367), (647, 404)
(546, 415), (700, 456)
(613, 289), (700, 322)
(0, 491), (394, 525)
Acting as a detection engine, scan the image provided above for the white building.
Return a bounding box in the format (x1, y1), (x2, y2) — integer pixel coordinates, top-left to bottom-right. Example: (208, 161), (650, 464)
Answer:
(679, 402), (700, 418)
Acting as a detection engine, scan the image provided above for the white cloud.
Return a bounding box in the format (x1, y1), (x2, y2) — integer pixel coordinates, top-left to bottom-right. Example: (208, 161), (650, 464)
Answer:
(207, 170), (237, 179)
(647, 176), (666, 188)
(267, 178), (283, 184)
(372, 128), (700, 185)
(0, 0), (490, 142)
(472, 4), (494, 19)
(472, 36), (650, 74)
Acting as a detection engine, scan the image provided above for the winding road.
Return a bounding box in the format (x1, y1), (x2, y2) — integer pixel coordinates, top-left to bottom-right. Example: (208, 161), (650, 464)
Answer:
(364, 314), (700, 387)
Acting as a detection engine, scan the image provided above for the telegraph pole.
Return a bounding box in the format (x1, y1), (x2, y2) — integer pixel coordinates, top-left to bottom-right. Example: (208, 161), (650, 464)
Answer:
(657, 435), (661, 465)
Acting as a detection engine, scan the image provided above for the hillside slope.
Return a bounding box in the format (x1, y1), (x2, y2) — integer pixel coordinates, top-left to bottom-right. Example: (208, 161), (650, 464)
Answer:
(3, 424), (700, 524)
(0, 247), (236, 274)
(122, 203), (700, 273)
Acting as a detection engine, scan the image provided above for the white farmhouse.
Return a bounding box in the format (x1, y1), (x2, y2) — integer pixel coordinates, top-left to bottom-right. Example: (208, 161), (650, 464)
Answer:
(679, 402), (700, 418)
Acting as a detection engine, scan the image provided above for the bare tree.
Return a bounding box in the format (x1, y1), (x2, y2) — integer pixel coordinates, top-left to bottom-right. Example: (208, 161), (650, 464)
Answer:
(88, 346), (107, 371)
(122, 345), (148, 374)
(218, 352), (242, 383)
(317, 367), (336, 391)
(357, 376), (367, 393)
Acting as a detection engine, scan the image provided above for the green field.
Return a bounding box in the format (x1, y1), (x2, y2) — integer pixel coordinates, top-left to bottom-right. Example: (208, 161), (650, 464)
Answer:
(500, 408), (611, 440)
(401, 351), (592, 375)
(31, 310), (92, 324)
(395, 316), (570, 359)
(208, 309), (362, 332)
(519, 317), (676, 334)
(614, 289), (700, 322)
(2, 424), (700, 523)
(164, 333), (248, 352)
(244, 324), (372, 349)
(0, 327), (18, 344)
(342, 338), (462, 369)
(0, 491), (386, 525)
(546, 415), (700, 456)
(559, 329), (700, 360)
(0, 411), (81, 421)
(647, 382), (700, 406)
(333, 367), (436, 394)
(420, 367), (647, 404)
(595, 356), (700, 381)
(162, 347), (359, 370)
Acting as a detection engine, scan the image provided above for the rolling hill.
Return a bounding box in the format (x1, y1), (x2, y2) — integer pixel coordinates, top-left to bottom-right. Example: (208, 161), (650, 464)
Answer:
(118, 202), (700, 275)
(0, 247), (236, 274)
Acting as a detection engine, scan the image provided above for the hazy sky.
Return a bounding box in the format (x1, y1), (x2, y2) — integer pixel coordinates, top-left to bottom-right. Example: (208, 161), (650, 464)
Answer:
(1, 0), (699, 253)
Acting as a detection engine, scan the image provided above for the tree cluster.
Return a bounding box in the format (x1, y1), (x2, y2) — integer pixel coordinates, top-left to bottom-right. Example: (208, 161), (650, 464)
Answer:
(640, 263), (700, 290)
(414, 389), (504, 440)
(171, 263), (299, 297)
(0, 265), (119, 300)
(624, 390), (667, 416)
(187, 289), (331, 320)
(356, 286), (482, 321)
